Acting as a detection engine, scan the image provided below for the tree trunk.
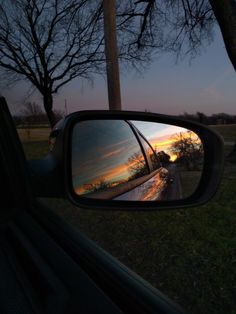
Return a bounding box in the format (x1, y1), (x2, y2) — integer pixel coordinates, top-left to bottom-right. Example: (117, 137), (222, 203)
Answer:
(209, 0), (236, 71)
(43, 93), (57, 128)
(103, 0), (122, 110)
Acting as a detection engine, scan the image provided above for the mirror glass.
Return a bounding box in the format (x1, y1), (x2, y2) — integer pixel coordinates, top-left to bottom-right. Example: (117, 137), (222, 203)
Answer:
(71, 120), (204, 201)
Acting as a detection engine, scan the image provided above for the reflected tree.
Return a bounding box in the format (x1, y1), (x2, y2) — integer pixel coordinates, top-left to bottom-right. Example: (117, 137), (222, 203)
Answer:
(170, 131), (203, 170)
(152, 146), (170, 168)
(83, 178), (112, 194)
(156, 151), (171, 166)
(126, 152), (148, 180)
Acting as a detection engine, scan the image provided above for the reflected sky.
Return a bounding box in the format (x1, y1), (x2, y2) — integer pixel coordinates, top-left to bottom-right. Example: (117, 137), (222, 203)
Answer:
(132, 121), (189, 161)
(132, 121), (187, 139)
(72, 120), (148, 194)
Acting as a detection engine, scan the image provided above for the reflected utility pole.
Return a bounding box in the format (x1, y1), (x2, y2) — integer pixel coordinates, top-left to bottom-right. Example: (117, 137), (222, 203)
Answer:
(103, 0), (121, 110)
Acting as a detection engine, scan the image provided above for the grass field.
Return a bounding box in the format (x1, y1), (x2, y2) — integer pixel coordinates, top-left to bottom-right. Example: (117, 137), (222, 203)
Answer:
(211, 124), (236, 142)
(19, 124), (236, 314)
(17, 127), (50, 142)
(179, 170), (202, 198)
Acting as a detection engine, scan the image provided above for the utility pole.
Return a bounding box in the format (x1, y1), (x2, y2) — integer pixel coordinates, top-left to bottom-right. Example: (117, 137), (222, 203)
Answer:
(103, 0), (122, 110)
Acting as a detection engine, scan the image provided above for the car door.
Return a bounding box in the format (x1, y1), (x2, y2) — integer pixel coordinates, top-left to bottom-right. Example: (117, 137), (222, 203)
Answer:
(114, 123), (169, 201)
(0, 97), (185, 314)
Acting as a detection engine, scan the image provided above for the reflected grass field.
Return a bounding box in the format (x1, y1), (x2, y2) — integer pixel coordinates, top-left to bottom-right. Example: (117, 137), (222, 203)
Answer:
(20, 124), (236, 314)
(179, 170), (202, 198)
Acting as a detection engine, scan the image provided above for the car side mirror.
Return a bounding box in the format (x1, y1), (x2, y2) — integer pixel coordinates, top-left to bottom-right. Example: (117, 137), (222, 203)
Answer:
(59, 111), (224, 211)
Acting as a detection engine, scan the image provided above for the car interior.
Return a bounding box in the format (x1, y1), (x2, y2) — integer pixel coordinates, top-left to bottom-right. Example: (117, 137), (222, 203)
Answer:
(0, 96), (225, 314)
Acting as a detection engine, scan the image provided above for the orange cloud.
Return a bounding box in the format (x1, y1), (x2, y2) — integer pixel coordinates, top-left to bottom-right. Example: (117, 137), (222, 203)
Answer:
(150, 130), (201, 161)
(101, 148), (124, 159)
(74, 154), (145, 195)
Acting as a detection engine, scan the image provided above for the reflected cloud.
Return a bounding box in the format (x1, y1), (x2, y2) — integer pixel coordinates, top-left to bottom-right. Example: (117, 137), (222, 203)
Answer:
(102, 148), (125, 159)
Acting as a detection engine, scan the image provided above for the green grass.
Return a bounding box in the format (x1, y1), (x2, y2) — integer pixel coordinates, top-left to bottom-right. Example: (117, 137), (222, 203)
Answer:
(17, 127), (50, 142)
(179, 170), (202, 198)
(22, 141), (49, 159)
(19, 125), (236, 314)
(211, 124), (236, 142)
(17, 127), (50, 160)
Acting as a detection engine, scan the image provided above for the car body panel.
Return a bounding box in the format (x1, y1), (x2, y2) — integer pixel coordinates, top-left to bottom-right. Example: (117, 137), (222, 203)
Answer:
(0, 96), (187, 313)
(114, 167), (169, 201)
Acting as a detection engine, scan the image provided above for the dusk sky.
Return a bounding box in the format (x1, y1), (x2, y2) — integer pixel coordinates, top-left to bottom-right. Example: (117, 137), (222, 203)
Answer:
(3, 26), (236, 116)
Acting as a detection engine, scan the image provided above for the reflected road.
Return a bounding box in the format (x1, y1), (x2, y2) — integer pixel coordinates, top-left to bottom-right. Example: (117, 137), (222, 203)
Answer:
(164, 164), (182, 200)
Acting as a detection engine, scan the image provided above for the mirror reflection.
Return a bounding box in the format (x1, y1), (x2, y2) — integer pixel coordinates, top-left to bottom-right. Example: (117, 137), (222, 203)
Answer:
(71, 120), (204, 201)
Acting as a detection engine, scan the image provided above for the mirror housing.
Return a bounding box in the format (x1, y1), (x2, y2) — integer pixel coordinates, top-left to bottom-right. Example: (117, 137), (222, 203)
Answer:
(30, 110), (224, 211)
(60, 110), (224, 211)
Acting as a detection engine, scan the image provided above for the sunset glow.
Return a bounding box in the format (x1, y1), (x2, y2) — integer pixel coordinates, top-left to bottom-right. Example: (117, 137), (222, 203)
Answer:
(170, 154), (177, 162)
(72, 119), (203, 199)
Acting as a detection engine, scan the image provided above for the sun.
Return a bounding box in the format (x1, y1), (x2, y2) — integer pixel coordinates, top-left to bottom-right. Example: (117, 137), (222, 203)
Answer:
(169, 154), (177, 162)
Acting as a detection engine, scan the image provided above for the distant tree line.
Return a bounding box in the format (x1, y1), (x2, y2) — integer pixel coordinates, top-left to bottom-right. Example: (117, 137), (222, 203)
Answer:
(13, 102), (63, 127)
(14, 102), (236, 127)
(171, 131), (204, 171)
(178, 112), (236, 125)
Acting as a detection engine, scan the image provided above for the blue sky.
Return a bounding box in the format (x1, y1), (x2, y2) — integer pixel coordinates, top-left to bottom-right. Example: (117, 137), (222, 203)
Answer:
(4, 26), (236, 116)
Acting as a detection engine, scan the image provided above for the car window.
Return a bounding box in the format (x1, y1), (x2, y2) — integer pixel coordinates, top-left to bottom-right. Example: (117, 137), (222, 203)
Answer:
(137, 133), (161, 171)
(72, 120), (149, 196)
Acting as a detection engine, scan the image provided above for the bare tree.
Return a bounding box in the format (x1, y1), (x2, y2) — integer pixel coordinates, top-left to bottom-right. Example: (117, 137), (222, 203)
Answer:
(0, 0), (158, 127)
(117, 0), (236, 71)
(21, 101), (63, 125)
(20, 102), (44, 140)
(83, 178), (112, 194)
(117, 1), (214, 59)
(21, 102), (43, 117)
(0, 0), (105, 127)
(171, 131), (204, 170)
(2, 1), (234, 128)
(126, 152), (149, 179)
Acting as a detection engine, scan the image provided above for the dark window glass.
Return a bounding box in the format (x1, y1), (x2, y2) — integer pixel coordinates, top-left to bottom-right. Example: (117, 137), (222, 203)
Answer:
(138, 134), (161, 171)
(72, 120), (149, 196)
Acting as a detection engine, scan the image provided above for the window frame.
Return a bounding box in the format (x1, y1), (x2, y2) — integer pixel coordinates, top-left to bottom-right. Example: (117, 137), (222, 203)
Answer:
(128, 123), (161, 172)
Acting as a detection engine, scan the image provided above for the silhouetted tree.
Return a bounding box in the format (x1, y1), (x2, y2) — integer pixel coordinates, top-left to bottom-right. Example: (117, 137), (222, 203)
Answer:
(21, 101), (63, 125)
(0, 0), (106, 126)
(126, 152), (148, 179)
(21, 102), (45, 124)
(83, 178), (112, 194)
(171, 131), (203, 170)
(119, 1), (236, 70)
(157, 151), (171, 166)
(197, 112), (207, 124)
(2, 1), (236, 126)
(0, 0), (158, 127)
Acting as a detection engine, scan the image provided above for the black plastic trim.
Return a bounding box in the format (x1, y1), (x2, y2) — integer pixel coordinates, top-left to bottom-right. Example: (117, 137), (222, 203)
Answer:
(0, 97), (33, 213)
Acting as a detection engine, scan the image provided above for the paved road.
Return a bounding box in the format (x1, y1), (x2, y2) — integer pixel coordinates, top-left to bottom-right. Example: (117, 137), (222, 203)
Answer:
(164, 164), (183, 200)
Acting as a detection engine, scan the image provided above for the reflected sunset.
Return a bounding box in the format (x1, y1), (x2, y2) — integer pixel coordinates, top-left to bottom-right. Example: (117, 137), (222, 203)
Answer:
(132, 121), (201, 162)
(72, 119), (204, 200)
